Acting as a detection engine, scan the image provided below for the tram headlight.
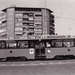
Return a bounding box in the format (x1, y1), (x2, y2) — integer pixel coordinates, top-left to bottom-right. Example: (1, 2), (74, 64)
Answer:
(29, 48), (34, 54)
(47, 49), (51, 53)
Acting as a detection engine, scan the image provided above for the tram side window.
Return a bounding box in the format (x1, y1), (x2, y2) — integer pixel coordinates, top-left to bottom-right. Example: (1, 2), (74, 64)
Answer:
(52, 42), (62, 47)
(0, 41), (5, 49)
(6, 41), (17, 49)
(18, 41), (28, 48)
(63, 42), (74, 47)
(29, 41), (35, 48)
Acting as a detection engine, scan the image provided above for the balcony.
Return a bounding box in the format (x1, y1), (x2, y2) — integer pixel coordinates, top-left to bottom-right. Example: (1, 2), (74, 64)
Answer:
(50, 19), (54, 23)
(50, 14), (54, 18)
(15, 14), (23, 18)
(15, 31), (23, 35)
(23, 20), (34, 23)
(15, 27), (23, 31)
(23, 15), (28, 19)
(0, 32), (7, 37)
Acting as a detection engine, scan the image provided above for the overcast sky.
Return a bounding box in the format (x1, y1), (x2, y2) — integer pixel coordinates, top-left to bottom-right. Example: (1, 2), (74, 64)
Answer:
(0, 0), (75, 35)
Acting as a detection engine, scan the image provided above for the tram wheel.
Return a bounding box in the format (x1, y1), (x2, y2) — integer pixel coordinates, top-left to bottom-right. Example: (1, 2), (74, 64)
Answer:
(21, 57), (27, 61)
(54, 55), (64, 60)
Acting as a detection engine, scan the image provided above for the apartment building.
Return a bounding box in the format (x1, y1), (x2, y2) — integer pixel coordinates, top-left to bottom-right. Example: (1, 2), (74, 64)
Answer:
(0, 6), (55, 39)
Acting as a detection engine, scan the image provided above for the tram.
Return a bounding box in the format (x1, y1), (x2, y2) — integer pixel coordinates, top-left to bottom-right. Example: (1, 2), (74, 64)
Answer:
(0, 35), (75, 61)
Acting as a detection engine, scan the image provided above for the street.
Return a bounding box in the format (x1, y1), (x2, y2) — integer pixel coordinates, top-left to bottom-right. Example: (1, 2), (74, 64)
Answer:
(0, 59), (75, 75)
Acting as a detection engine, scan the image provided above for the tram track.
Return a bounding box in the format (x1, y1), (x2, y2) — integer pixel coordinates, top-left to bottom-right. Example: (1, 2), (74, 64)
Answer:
(0, 60), (75, 66)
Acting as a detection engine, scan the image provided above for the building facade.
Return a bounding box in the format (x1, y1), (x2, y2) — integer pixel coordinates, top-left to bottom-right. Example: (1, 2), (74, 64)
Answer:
(0, 6), (55, 39)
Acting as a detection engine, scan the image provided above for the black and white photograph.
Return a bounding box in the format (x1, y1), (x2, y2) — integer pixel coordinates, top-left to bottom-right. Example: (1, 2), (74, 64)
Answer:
(0, 0), (75, 75)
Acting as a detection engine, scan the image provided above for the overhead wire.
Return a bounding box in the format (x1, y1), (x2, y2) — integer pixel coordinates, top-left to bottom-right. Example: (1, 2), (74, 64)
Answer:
(55, 17), (75, 20)
(56, 1), (75, 20)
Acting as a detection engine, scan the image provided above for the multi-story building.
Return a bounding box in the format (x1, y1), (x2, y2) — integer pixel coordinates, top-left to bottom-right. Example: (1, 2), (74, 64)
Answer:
(0, 6), (55, 39)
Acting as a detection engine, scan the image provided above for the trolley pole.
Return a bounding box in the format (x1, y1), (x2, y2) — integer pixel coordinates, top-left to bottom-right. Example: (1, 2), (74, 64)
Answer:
(69, 28), (71, 37)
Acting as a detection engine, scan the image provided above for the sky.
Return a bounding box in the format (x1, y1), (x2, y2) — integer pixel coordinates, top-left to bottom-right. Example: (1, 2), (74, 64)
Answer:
(0, 0), (75, 35)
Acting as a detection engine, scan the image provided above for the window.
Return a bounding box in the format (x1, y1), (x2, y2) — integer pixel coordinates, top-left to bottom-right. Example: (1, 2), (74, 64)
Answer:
(15, 19), (22, 22)
(15, 14), (23, 17)
(40, 42), (45, 48)
(63, 40), (74, 47)
(1, 32), (6, 36)
(2, 20), (6, 23)
(15, 23), (22, 26)
(0, 21), (2, 24)
(29, 17), (34, 21)
(18, 41), (28, 48)
(35, 41), (39, 49)
(46, 42), (51, 48)
(6, 41), (17, 49)
(29, 23), (34, 26)
(0, 41), (5, 49)
(15, 27), (23, 31)
(29, 28), (34, 31)
(28, 13), (34, 16)
(52, 40), (62, 47)
(29, 41), (35, 48)
(23, 18), (28, 21)
(34, 29), (42, 31)
(0, 28), (6, 33)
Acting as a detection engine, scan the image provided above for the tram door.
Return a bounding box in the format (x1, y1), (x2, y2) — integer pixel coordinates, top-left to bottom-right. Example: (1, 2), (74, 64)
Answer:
(35, 41), (46, 59)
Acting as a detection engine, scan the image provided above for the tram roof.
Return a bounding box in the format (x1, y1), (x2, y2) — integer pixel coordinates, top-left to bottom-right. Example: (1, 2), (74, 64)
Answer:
(0, 35), (75, 40)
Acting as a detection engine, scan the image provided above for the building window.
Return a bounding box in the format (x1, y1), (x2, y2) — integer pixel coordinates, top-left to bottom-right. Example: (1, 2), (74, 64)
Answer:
(29, 23), (34, 26)
(15, 32), (23, 35)
(29, 28), (34, 31)
(2, 20), (6, 23)
(15, 27), (23, 31)
(1, 32), (6, 37)
(29, 17), (34, 21)
(15, 14), (23, 17)
(0, 28), (6, 33)
(28, 13), (34, 16)
(35, 14), (42, 17)
(23, 18), (28, 21)
(15, 19), (22, 22)
(28, 33), (34, 35)
(34, 29), (42, 31)
(15, 23), (22, 26)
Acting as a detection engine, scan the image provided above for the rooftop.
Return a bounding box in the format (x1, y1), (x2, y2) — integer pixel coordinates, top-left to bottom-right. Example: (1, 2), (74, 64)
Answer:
(2, 6), (53, 13)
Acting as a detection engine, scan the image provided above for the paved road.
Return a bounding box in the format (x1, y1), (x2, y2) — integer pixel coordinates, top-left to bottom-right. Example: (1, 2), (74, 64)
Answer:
(0, 60), (75, 75)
